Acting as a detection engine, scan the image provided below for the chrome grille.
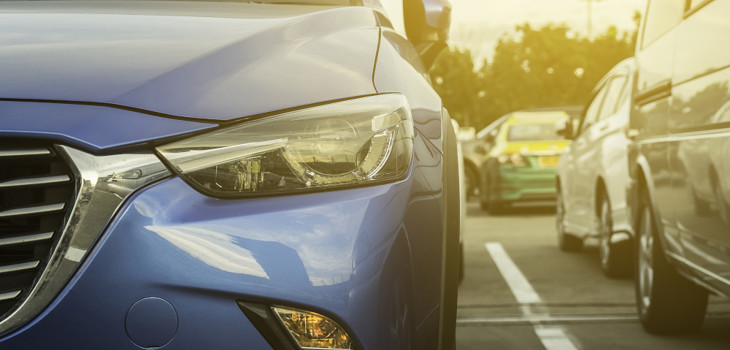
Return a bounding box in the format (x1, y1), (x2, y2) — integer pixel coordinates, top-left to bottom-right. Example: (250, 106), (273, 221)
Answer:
(0, 144), (74, 318)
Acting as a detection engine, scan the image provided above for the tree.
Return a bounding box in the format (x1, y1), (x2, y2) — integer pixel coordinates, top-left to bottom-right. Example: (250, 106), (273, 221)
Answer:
(430, 18), (637, 129)
(429, 47), (482, 127)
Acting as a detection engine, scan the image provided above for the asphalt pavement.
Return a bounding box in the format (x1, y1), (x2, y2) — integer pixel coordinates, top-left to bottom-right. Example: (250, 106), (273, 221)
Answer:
(456, 201), (730, 349)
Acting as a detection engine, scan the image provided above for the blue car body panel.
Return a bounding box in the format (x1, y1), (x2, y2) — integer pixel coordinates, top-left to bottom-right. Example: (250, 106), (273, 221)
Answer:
(0, 2), (379, 121)
(0, 148), (442, 349)
(0, 101), (216, 151)
(0, 1), (452, 349)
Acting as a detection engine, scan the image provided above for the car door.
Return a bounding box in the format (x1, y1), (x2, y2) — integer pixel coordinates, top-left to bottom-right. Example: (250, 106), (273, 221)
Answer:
(632, 0), (683, 254)
(669, 0), (730, 289)
(598, 72), (632, 229)
(576, 77), (627, 233)
(564, 84), (607, 234)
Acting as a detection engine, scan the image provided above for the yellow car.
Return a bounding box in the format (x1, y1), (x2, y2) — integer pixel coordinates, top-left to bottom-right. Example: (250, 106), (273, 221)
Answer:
(479, 110), (571, 212)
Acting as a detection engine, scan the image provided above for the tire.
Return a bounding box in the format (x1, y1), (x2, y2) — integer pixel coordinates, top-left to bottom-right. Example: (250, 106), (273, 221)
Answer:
(556, 189), (581, 252)
(479, 165), (490, 212)
(483, 171), (507, 215)
(635, 188), (708, 334)
(458, 242), (464, 285)
(488, 200), (509, 215)
(597, 195), (632, 278)
(464, 166), (480, 198)
(479, 199), (489, 212)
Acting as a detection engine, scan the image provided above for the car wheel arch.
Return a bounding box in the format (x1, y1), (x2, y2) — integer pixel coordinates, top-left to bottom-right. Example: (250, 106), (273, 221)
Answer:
(633, 160), (670, 257)
(379, 229), (416, 349)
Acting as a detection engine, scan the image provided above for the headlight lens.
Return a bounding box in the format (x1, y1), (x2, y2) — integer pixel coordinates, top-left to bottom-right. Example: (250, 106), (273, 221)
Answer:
(156, 94), (414, 197)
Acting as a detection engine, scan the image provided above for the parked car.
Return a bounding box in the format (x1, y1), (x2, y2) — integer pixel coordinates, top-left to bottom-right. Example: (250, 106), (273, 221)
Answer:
(462, 106), (580, 201)
(628, 0), (730, 334)
(479, 110), (570, 213)
(0, 0), (461, 349)
(460, 116), (508, 198)
(555, 58), (635, 278)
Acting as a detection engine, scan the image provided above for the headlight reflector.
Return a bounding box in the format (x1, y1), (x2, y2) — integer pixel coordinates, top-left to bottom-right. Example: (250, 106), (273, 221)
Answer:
(273, 306), (352, 350)
(156, 94), (413, 197)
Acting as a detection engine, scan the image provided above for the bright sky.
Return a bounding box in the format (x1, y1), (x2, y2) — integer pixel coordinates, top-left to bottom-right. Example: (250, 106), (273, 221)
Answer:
(449, 0), (646, 63)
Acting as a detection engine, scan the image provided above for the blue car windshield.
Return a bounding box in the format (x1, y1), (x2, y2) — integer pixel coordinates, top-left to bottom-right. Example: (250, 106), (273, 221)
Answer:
(507, 124), (560, 142)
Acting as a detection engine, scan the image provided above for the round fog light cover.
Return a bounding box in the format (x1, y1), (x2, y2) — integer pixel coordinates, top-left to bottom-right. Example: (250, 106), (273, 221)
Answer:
(273, 306), (352, 350)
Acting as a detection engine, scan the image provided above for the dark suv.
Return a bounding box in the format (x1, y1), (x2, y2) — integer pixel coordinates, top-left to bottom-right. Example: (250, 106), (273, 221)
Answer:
(629, 0), (730, 334)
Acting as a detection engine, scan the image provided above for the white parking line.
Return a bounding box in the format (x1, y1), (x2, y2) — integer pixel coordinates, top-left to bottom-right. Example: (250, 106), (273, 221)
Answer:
(485, 243), (541, 304)
(457, 314), (638, 326)
(535, 327), (579, 350)
(485, 242), (580, 350)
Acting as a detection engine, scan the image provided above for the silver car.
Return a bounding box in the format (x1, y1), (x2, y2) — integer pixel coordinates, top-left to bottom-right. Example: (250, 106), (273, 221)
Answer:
(556, 58), (635, 278)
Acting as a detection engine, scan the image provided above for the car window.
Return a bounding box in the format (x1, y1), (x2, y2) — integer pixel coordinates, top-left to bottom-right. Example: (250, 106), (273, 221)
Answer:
(506, 123), (560, 142)
(579, 85), (607, 134)
(598, 76), (627, 120)
(642, 0), (685, 48)
(476, 116), (507, 139)
(688, 0), (712, 13)
(616, 76), (631, 109)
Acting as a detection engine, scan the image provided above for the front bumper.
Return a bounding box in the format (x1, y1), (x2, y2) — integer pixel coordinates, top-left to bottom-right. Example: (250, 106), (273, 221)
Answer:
(494, 166), (557, 202)
(0, 173), (442, 349)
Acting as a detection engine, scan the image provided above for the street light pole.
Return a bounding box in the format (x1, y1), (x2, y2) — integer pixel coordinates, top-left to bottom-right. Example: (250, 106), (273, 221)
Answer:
(583, 0), (604, 40)
(587, 0), (592, 39)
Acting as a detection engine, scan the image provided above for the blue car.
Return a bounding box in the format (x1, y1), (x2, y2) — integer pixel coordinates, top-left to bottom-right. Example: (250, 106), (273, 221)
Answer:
(0, 0), (460, 349)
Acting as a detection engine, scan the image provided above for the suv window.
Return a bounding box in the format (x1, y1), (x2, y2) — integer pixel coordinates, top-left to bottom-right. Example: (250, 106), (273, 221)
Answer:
(688, 0), (712, 12)
(616, 76), (631, 109)
(642, 0), (685, 47)
(580, 85), (607, 134)
(598, 76), (627, 120)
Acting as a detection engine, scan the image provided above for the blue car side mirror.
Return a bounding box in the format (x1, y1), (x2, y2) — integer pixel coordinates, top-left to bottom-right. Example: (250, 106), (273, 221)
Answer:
(404, 0), (452, 69)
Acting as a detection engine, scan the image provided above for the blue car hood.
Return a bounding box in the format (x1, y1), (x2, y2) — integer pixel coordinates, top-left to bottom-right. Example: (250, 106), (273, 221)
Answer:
(0, 1), (380, 121)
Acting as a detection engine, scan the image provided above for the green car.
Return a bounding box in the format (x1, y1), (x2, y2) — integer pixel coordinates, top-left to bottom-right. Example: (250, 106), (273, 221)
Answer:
(479, 111), (570, 213)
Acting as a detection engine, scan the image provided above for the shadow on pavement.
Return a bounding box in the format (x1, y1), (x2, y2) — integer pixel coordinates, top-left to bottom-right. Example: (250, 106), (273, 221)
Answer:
(465, 200), (556, 218)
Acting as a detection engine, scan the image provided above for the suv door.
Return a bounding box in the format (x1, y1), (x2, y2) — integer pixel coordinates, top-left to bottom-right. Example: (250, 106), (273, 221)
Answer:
(669, 0), (730, 290)
(632, 0), (684, 254)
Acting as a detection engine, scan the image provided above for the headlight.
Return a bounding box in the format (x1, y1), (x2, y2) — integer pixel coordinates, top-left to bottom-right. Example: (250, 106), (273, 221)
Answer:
(496, 153), (527, 167)
(156, 94), (414, 197)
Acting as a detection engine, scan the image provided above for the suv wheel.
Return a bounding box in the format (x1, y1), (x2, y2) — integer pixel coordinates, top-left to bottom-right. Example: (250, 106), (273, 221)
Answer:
(597, 196), (631, 277)
(635, 189), (708, 333)
(557, 190), (581, 252)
